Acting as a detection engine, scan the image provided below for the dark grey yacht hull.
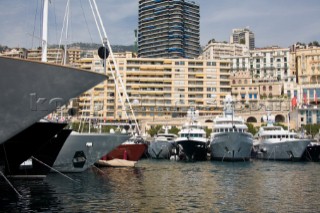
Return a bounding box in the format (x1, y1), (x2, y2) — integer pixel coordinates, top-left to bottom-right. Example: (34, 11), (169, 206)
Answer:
(148, 141), (175, 159)
(52, 132), (131, 172)
(0, 56), (107, 144)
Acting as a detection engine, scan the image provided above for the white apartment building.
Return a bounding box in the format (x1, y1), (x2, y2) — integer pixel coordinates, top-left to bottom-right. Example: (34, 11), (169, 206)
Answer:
(228, 46), (294, 83)
(202, 39), (249, 60)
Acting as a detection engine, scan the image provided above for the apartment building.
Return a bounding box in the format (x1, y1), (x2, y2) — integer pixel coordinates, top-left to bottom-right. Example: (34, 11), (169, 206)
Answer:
(287, 45), (320, 104)
(138, 0), (200, 58)
(27, 48), (64, 64)
(230, 27), (255, 50)
(0, 48), (27, 58)
(230, 70), (282, 103)
(291, 45), (320, 85)
(221, 46), (293, 106)
(26, 48), (81, 66)
(77, 51), (231, 122)
(228, 46), (293, 82)
(202, 39), (249, 60)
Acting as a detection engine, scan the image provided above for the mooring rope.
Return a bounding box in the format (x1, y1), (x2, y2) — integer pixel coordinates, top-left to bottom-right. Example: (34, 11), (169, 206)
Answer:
(31, 156), (77, 182)
(0, 171), (22, 198)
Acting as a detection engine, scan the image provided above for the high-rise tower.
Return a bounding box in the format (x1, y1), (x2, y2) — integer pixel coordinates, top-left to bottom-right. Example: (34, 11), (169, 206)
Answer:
(138, 0), (200, 59)
(230, 27), (255, 50)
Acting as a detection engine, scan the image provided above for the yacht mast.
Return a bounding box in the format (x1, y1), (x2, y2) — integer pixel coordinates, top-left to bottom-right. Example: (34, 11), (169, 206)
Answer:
(89, 0), (141, 134)
(41, 0), (48, 62)
(287, 112), (290, 138)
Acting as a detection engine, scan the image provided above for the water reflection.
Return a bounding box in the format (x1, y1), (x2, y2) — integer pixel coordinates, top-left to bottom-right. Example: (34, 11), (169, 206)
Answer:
(0, 178), (63, 212)
(1, 160), (319, 212)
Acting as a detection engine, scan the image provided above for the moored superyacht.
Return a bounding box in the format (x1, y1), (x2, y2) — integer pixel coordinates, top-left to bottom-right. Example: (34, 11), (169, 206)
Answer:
(210, 95), (253, 161)
(175, 108), (209, 161)
(148, 126), (177, 159)
(253, 113), (311, 161)
(0, 56), (107, 145)
(52, 131), (131, 172)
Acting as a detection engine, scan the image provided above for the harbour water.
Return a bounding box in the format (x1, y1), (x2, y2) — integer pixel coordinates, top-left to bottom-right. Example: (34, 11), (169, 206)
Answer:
(1, 159), (320, 212)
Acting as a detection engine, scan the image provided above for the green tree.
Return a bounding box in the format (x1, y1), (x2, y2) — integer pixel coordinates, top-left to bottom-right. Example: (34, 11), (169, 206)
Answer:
(302, 124), (320, 138)
(308, 41), (320, 47)
(204, 127), (212, 138)
(147, 125), (163, 137)
(169, 126), (180, 135)
(246, 123), (258, 136)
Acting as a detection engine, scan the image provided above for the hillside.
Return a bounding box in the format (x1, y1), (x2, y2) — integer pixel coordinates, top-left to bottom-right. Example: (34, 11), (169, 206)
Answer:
(49, 42), (136, 52)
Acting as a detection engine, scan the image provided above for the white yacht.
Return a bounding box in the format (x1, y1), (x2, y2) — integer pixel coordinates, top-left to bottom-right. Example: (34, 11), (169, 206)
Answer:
(254, 114), (311, 161)
(148, 126), (177, 159)
(210, 95), (253, 161)
(175, 108), (209, 161)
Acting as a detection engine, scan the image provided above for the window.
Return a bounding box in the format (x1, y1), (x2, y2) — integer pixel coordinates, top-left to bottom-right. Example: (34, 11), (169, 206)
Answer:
(207, 62), (216, 66)
(307, 110), (312, 124)
(175, 61), (185, 65)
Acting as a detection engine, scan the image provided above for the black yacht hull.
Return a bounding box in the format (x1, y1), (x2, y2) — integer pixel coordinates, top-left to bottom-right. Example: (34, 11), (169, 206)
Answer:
(0, 122), (67, 177)
(176, 140), (208, 161)
(301, 142), (320, 162)
(14, 129), (72, 178)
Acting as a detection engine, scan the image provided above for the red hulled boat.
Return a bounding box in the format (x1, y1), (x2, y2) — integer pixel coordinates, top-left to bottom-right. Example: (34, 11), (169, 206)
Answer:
(102, 136), (148, 161)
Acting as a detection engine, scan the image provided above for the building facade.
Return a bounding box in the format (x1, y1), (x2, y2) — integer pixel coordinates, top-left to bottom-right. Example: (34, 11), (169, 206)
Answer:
(77, 51), (231, 122)
(287, 45), (320, 105)
(0, 48), (27, 58)
(230, 27), (255, 50)
(226, 47), (292, 115)
(228, 46), (293, 83)
(202, 39), (249, 60)
(26, 48), (81, 66)
(138, 0), (200, 59)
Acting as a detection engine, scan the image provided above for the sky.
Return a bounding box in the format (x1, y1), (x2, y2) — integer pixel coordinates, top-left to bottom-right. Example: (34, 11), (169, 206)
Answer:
(0, 0), (319, 49)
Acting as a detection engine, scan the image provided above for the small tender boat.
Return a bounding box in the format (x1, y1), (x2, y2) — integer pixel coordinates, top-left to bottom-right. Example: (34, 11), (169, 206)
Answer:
(96, 159), (136, 167)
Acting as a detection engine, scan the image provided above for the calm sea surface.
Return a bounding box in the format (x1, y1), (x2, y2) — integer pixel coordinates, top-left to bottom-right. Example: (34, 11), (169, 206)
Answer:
(1, 159), (320, 212)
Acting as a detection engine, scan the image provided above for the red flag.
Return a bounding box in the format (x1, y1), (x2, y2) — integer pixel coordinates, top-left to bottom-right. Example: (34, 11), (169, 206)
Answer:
(291, 96), (297, 110)
(315, 90), (318, 105)
(303, 93), (307, 105)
